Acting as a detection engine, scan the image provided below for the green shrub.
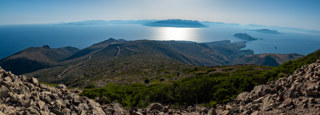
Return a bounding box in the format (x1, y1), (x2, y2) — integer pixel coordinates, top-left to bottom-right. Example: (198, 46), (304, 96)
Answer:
(80, 50), (320, 108)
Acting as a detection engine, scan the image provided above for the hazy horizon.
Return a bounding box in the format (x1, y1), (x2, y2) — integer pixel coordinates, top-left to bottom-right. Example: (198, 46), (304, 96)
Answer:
(1, 0), (320, 30)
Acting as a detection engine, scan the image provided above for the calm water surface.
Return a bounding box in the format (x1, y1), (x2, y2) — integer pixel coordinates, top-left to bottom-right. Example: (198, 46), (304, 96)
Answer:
(0, 23), (320, 59)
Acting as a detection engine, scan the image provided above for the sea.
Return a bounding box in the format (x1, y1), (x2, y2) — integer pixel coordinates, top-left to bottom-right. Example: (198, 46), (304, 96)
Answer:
(1, 21), (320, 59)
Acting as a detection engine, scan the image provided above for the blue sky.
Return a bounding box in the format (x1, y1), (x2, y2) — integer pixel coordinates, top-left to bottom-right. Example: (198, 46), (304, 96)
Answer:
(1, 0), (320, 30)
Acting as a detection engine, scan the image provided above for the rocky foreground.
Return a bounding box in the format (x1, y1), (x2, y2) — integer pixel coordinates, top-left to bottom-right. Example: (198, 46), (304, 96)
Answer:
(215, 60), (320, 114)
(0, 66), (216, 115)
(0, 67), (106, 115)
(1, 59), (320, 115)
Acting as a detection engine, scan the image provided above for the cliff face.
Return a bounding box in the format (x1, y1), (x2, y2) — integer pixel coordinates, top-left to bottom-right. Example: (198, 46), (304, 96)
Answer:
(216, 59), (320, 114)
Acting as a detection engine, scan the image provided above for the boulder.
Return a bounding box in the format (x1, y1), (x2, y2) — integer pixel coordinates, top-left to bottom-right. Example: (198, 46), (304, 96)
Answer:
(0, 85), (9, 97)
(30, 77), (38, 85)
(251, 111), (259, 115)
(208, 108), (217, 115)
(187, 106), (196, 112)
(132, 111), (143, 115)
(112, 102), (126, 114)
(56, 84), (67, 89)
(262, 95), (274, 111)
(92, 107), (106, 115)
(38, 100), (45, 110)
(4, 76), (12, 82)
(236, 92), (250, 103)
(147, 103), (163, 111)
(62, 108), (71, 115)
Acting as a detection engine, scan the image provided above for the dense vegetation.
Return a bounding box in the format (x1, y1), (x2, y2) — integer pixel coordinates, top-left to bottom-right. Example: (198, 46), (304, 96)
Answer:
(81, 49), (320, 108)
(81, 65), (271, 107)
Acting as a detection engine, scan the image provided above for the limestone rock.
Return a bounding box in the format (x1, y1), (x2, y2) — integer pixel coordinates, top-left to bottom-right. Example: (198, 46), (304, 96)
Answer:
(147, 103), (163, 111)
(55, 84), (67, 89)
(0, 86), (9, 97)
(0, 67), (105, 114)
(208, 108), (217, 115)
(215, 60), (320, 115)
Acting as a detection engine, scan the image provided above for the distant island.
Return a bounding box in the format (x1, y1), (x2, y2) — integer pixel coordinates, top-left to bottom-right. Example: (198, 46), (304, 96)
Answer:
(251, 29), (280, 34)
(233, 33), (258, 41)
(143, 19), (207, 28)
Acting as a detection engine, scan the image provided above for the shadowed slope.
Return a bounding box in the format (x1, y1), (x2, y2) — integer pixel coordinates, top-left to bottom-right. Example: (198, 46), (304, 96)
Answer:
(0, 46), (79, 74)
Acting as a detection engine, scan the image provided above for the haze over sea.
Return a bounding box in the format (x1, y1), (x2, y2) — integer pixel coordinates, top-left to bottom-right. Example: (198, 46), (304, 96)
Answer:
(1, 0), (320, 59)
(0, 20), (320, 59)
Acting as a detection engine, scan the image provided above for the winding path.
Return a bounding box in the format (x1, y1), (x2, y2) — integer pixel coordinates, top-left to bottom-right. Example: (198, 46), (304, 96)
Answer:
(58, 45), (120, 78)
(116, 46), (121, 57)
(57, 56), (91, 78)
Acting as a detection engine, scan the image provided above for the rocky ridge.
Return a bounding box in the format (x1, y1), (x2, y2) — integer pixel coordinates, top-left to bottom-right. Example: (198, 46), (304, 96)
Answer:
(215, 60), (320, 114)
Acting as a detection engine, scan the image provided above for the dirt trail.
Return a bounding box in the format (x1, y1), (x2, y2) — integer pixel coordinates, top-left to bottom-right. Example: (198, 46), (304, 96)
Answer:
(116, 46), (121, 57)
(57, 56), (91, 78)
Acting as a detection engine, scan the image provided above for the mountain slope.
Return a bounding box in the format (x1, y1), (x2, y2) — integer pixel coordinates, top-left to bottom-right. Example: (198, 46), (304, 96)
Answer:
(1, 39), (303, 87)
(66, 38), (126, 60)
(0, 45), (79, 75)
(80, 49), (320, 114)
(231, 53), (303, 66)
(205, 40), (254, 60)
(27, 40), (224, 87)
(161, 41), (229, 65)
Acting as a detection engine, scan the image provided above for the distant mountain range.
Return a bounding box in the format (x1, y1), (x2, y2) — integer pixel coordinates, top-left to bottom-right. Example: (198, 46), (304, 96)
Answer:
(0, 39), (302, 87)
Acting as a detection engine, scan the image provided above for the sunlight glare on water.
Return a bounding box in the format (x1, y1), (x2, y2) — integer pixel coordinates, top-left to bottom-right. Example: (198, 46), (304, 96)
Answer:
(154, 27), (198, 41)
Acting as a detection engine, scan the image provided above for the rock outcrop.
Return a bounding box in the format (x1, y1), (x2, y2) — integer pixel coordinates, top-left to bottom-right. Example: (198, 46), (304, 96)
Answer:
(215, 60), (320, 114)
(0, 67), (105, 115)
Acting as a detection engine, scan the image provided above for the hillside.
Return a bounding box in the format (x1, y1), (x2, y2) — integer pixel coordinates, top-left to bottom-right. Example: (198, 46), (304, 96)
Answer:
(1, 39), (302, 88)
(205, 40), (254, 60)
(80, 49), (320, 114)
(25, 39), (231, 87)
(0, 48), (319, 114)
(0, 46), (78, 75)
(231, 53), (303, 66)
